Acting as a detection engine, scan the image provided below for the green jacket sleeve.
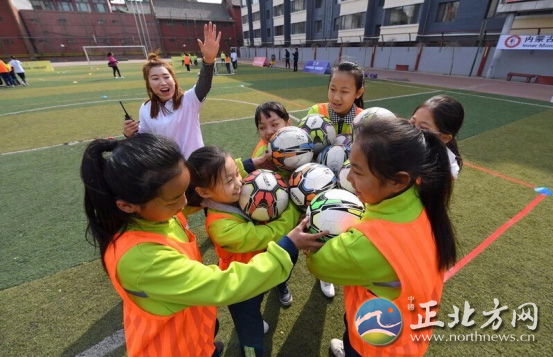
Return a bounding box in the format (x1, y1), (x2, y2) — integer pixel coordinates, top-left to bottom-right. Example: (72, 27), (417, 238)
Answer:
(235, 158), (248, 178)
(208, 202), (300, 253)
(306, 228), (399, 293)
(118, 241), (293, 315)
(306, 104), (319, 116)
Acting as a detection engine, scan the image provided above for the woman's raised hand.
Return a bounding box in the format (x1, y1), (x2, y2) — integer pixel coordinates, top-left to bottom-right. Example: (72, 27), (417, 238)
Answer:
(197, 21), (221, 65)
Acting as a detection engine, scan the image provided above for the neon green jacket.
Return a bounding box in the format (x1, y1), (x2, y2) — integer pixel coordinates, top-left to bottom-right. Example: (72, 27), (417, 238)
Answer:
(307, 103), (358, 135)
(117, 214), (293, 316)
(206, 201), (300, 254)
(307, 186), (424, 300)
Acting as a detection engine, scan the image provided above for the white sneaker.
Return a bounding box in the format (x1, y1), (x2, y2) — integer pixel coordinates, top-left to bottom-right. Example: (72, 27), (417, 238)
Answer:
(320, 280), (335, 298)
(120, 76), (125, 78)
(329, 339), (345, 357)
(263, 320), (269, 334)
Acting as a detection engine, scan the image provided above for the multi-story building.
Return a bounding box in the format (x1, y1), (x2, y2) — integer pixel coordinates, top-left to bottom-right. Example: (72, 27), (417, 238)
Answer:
(1, 0), (243, 60)
(240, 0), (552, 47)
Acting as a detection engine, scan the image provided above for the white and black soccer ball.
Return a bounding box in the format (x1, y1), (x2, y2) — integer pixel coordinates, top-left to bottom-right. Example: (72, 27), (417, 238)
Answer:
(298, 114), (336, 154)
(338, 160), (354, 193)
(239, 170), (289, 222)
(268, 126), (314, 171)
(288, 163), (337, 211)
(317, 145), (350, 177)
(306, 189), (365, 242)
(352, 107), (396, 138)
(334, 134), (353, 147)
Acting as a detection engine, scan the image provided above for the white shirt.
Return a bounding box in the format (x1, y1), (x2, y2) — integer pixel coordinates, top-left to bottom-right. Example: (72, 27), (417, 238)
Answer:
(9, 59), (24, 73)
(447, 147), (460, 179)
(230, 52), (237, 61)
(138, 87), (204, 159)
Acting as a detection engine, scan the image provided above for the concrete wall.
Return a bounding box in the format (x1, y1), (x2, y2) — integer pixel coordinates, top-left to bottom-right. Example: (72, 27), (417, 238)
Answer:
(240, 45), (553, 78)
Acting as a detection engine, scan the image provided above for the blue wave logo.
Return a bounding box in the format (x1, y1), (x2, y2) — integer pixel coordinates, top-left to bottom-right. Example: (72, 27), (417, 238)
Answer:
(355, 298), (402, 346)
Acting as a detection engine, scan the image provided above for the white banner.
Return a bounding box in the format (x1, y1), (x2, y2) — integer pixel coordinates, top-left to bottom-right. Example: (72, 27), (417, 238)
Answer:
(497, 35), (553, 50)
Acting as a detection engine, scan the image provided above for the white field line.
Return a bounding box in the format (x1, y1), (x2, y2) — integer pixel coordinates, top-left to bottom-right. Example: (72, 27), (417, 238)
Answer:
(75, 329), (125, 357)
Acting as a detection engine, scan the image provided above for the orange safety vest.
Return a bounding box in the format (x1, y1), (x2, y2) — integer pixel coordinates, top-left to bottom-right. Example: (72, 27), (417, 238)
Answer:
(104, 213), (217, 357)
(225, 56), (231, 63)
(184, 56), (191, 65)
(252, 139), (267, 158)
(205, 211), (264, 270)
(316, 103), (363, 118)
(0, 61), (8, 73)
(343, 210), (444, 356)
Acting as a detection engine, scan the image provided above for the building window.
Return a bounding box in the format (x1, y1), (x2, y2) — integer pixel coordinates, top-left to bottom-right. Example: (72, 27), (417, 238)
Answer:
(76, 1), (91, 12)
(334, 17), (340, 31)
(57, 1), (74, 11)
(385, 5), (420, 26)
(267, 28), (271, 37)
(316, 0), (323, 9)
(291, 0), (305, 13)
(241, 0), (247, 7)
(436, 1), (459, 22)
(266, 9), (270, 19)
(242, 15), (248, 24)
(252, 12), (260, 22)
(339, 13), (365, 30)
(291, 22), (305, 34)
(274, 4), (283, 16)
(244, 30), (249, 38)
(275, 25), (283, 36)
(315, 20), (323, 33)
(254, 29), (261, 38)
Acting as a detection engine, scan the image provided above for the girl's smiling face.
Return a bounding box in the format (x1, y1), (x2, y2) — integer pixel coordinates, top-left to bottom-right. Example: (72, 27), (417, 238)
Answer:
(200, 155), (243, 204)
(148, 66), (176, 102)
(328, 71), (364, 116)
(257, 111), (291, 143)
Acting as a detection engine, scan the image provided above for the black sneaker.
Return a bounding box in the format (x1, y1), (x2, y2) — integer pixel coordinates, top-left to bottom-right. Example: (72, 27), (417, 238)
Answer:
(214, 341), (225, 355)
(277, 283), (293, 306)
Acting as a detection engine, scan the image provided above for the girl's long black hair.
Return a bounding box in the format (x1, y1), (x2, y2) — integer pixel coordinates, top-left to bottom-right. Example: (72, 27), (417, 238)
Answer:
(186, 146), (230, 207)
(80, 134), (184, 269)
(413, 95), (464, 170)
(355, 118), (457, 271)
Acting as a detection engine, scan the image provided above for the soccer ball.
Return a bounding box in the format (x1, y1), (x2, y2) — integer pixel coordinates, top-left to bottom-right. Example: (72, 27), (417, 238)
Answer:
(352, 107), (396, 137)
(268, 126), (314, 171)
(317, 145), (350, 176)
(298, 114), (336, 154)
(307, 189), (365, 242)
(288, 163), (337, 211)
(239, 170), (289, 222)
(334, 134), (353, 147)
(338, 160), (354, 193)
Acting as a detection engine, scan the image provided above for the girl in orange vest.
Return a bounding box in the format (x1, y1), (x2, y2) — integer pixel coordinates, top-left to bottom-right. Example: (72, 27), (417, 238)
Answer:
(306, 61), (365, 136)
(307, 118), (457, 356)
(186, 145), (315, 356)
(80, 133), (325, 357)
(409, 95), (465, 179)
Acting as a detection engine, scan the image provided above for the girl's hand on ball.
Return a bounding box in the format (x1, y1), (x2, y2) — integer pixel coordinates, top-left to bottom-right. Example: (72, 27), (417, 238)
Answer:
(287, 217), (327, 252)
(252, 151), (275, 170)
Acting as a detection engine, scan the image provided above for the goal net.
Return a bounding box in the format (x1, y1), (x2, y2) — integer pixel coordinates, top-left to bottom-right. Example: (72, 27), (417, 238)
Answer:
(83, 46), (148, 69)
(214, 61), (235, 75)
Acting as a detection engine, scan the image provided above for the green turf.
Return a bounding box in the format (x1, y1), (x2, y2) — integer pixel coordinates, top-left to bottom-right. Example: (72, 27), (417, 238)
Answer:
(1, 62), (552, 356)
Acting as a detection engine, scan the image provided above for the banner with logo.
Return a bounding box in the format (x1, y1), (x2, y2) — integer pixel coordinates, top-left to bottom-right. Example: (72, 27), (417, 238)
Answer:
(497, 35), (553, 50)
(252, 57), (268, 67)
(21, 61), (54, 72)
(302, 60), (331, 75)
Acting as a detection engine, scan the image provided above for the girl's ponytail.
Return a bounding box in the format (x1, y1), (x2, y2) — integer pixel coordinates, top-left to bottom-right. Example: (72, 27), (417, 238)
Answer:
(81, 134), (184, 270)
(446, 138), (463, 170)
(419, 131), (457, 270)
(81, 139), (128, 269)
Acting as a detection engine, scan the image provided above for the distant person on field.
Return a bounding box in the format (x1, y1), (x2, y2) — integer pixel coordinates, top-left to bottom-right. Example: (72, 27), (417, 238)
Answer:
(9, 56), (28, 86)
(225, 52), (231, 74)
(0, 59), (14, 87)
(285, 49), (290, 69)
(7, 61), (21, 86)
(192, 53), (198, 65)
(293, 47), (299, 71)
(270, 54), (276, 68)
(220, 51), (226, 63)
(107, 52), (123, 79)
(230, 49), (238, 70)
(184, 53), (191, 72)
(409, 95), (464, 179)
(123, 22), (221, 159)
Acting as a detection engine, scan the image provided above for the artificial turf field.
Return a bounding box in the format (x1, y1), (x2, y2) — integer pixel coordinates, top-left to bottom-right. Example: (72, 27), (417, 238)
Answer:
(1, 61), (552, 356)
